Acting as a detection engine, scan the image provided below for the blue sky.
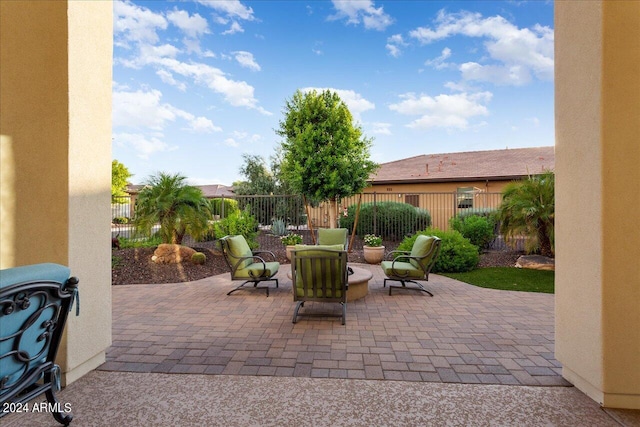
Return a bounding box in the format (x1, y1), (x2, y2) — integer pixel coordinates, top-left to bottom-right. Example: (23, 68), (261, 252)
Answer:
(113, 0), (554, 186)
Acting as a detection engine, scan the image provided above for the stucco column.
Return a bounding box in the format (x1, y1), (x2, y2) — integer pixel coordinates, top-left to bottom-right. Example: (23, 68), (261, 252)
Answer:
(0, 1), (112, 385)
(555, 1), (640, 409)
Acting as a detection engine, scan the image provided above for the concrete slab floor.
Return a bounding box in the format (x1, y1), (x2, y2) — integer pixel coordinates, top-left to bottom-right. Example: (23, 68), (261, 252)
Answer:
(2, 371), (639, 426)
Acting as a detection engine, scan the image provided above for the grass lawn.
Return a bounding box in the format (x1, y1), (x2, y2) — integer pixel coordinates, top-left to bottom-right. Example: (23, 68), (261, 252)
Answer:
(441, 267), (554, 294)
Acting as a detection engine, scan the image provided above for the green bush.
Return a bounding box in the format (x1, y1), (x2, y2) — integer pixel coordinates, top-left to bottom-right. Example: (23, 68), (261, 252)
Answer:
(191, 252), (206, 265)
(397, 228), (479, 273)
(213, 207), (258, 249)
(119, 235), (163, 249)
(209, 198), (240, 217)
(340, 202), (431, 240)
(450, 215), (496, 251)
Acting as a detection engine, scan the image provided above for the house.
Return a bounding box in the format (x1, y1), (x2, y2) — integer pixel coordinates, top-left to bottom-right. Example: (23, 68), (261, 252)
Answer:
(367, 146), (554, 195)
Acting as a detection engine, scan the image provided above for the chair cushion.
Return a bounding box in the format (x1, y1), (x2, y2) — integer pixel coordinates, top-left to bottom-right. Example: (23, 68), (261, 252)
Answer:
(409, 235), (436, 270)
(225, 235), (253, 270)
(294, 244), (344, 254)
(0, 263), (70, 289)
(317, 228), (348, 248)
(234, 261), (279, 279)
(381, 260), (424, 279)
(293, 247), (346, 298)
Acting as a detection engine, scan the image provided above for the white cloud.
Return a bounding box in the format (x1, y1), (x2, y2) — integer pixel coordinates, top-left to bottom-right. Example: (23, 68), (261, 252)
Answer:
(156, 69), (187, 91)
(114, 0), (167, 45)
(329, 0), (393, 31)
(196, 0), (255, 21)
(233, 51), (261, 71)
(302, 87), (375, 121)
(186, 116), (222, 133)
(222, 21), (244, 35)
(113, 88), (221, 134)
(371, 122), (392, 135)
(122, 47), (270, 114)
(224, 131), (261, 148)
(409, 10), (553, 85)
(114, 132), (175, 159)
(389, 91), (492, 130)
(386, 34), (407, 57)
(425, 47), (453, 70)
(166, 9), (209, 38)
(224, 138), (240, 147)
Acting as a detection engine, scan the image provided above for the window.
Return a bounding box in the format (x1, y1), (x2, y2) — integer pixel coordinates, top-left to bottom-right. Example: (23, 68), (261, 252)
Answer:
(405, 194), (419, 207)
(457, 187), (474, 209)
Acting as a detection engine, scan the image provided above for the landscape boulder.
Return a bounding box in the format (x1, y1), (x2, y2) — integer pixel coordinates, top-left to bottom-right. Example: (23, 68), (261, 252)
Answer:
(152, 244), (196, 264)
(515, 255), (555, 271)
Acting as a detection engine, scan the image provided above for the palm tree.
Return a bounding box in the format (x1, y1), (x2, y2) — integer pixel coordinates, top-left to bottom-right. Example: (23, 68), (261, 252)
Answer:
(133, 172), (210, 245)
(498, 171), (555, 257)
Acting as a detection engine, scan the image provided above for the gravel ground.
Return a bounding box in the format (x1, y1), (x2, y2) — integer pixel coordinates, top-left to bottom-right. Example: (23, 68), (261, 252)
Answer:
(112, 235), (522, 286)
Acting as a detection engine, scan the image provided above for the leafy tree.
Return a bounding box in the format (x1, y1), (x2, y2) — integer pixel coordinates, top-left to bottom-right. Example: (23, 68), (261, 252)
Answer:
(112, 160), (132, 202)
(498, 171), (555, 257)
(233, 154), (277, 195)
(277, 89), (378, 228)
(133, 172), (210, 245)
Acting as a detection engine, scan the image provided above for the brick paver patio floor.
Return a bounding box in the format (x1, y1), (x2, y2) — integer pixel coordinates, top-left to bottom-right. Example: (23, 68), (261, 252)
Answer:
(99, 264), (568, 387)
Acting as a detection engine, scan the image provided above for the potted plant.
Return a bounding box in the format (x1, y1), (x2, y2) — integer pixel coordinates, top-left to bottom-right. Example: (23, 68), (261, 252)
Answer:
(363, 234), (385, 264)
(281, 233), (303, 260)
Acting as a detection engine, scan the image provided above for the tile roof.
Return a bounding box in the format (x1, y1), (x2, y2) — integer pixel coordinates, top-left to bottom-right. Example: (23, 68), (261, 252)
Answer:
(370, 146), (554, 184)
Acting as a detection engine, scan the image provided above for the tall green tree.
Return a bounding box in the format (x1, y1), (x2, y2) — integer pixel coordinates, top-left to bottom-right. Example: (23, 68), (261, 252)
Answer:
(233, 154), (277, 195)
(112, 159), (132, 202)
(133, 172), (210, 244)
(498, 171), (555, 257)
(276, 89), (378, 228)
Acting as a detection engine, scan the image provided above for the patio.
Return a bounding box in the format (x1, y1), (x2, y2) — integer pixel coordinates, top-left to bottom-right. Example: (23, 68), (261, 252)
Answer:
(100, 264), (564, 386)
(3, 264), (640, 426)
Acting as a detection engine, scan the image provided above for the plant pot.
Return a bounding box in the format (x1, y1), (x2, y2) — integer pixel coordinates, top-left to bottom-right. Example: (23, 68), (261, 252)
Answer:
(286, 245), (295, 261)
(363, 245), (385, 264)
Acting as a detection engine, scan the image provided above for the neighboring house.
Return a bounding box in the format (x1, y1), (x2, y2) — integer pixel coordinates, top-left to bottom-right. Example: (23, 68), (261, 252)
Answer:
(329, 146), (555, 230)
(368, 146), (555, 195)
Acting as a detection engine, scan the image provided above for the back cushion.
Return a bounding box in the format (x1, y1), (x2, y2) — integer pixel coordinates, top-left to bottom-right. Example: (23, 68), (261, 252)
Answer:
(317, 228), (347, 248)
(226, 235), (253, 269)
(410, 235), (435, 269)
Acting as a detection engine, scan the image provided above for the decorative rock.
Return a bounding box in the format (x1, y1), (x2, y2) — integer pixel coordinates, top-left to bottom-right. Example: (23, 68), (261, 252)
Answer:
(152, 244), (196, 264)
(515, 255), (555, 271)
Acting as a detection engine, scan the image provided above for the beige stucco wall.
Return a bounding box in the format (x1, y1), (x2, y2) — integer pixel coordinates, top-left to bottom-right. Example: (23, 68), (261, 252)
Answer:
(556, 1), (640, 409)
(0, 1), (113, 385)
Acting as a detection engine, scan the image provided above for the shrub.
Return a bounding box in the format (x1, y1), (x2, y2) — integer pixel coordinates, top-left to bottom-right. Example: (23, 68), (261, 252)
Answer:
(209, 198), (240, 217)
(340, 202), (431, 240)
(191, 252), (206, 265)
(397, 228), (479, 273)
(363, 234), (382, 247)
(213, 207), (259, 249)
(112, 216), (129, 224)
(119, 235), (163, 249)
(271, 219), (288, 236)
(280, 233), (303, 245)
(450, 215), (496, 251)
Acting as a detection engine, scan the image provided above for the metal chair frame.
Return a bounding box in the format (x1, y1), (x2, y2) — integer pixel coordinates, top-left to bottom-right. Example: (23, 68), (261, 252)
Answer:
(219, 236), (279, 297)
(383, 237), (442, 296)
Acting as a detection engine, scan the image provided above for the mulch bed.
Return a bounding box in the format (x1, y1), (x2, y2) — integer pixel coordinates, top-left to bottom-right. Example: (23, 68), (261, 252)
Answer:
(112, 240), (522, 286)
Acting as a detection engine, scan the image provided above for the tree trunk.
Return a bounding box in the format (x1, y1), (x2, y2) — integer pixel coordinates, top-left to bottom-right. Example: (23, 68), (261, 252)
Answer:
(327, 199), (338, 229)
(537, 222), (553, 258)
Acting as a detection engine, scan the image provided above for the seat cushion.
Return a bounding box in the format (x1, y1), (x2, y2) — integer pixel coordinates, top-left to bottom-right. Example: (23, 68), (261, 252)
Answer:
(381, 260), (424, 279)
(409, 235), (436, 269)
(225, 235), (253, 270)
(234, 261), (279, 279)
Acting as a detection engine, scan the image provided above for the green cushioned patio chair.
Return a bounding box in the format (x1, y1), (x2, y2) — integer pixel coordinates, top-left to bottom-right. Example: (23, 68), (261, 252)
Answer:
(219, 235), (280, 297)
(291, 245), (348, 325)
(380, 235), (441, 296)
(317, 228), (348, 250)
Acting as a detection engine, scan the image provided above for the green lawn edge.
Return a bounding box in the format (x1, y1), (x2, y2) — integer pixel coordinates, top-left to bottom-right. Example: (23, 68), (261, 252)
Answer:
(441, 267), (554, 294)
